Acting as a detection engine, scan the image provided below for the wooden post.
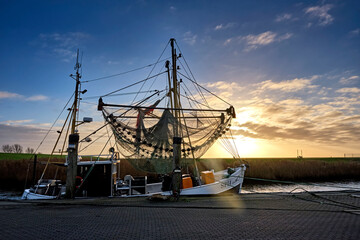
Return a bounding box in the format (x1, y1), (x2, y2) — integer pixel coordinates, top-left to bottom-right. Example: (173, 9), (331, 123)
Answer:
(32, 154), (37, 186)
(65, 133), (79, 199)
(172, 136), (182, 197)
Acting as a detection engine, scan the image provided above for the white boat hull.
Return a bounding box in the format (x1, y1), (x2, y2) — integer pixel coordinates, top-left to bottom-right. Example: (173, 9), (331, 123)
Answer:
(21, 189), (58, 200)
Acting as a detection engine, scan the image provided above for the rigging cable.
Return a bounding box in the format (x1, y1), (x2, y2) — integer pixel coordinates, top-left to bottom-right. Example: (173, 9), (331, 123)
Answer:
(81, 58), (170, 83)
(142, 63), (166, 100)
(101, 71), (167, 97)
(130, 40), (170, 105)
(35, 93), (75, 154)
(36, 101), (77, 192)
(79, 129), (109, 153)
(79, 90), (165, 145)
(178, 72), (232, 106)
(82, 90), (159, 100)
(176, 58), (217, 135)
(177, 59), (209, 111)
(175, 42), (214, 111)
(23, 92), (74, 189)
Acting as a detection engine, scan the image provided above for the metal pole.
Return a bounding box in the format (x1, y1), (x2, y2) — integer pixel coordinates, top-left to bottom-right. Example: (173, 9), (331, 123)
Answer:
(65, 133), (79, 199)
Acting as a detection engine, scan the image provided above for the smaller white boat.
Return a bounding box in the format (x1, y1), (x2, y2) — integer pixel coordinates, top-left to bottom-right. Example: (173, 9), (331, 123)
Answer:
(21, 179), (64, 200)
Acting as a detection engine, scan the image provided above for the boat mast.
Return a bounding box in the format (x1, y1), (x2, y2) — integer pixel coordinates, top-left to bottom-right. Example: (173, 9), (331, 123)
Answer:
(170, 38), (180, 128)
(170, 38), (182, 197)
(65, 49), (81, 199)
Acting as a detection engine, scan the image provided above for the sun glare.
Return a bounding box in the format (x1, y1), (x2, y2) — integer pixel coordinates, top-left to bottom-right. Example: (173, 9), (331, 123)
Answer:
(203, 136), (260, 158)
(234, 136), (259, 157)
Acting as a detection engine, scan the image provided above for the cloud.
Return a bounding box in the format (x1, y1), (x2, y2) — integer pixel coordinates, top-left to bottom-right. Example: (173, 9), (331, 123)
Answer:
(169, 6), (176, 11)
(200, 72), (359, 148)
(107, 60), (121, 65)
(340, 75), (359, 84)
(336, 87), (360, 94)
(350, 28), (360, 35)
(223, 38), (232, 46)
(231, 96), (360, 144)
(275, 13), (292, 22)
(304, 4), (334, 26)
(206, 81), (243, 91)
(0, 118), (111, 154)
(277, 33), (293, 41)
(204, 81), (245, 105)
(35, 32), (89, 61)
(257, 76), (318, 92)
(0, 123), (56, 151)
(224, 31), (293, 51)
(214, 22), (236, 31)
(235, 119), (360, 143)
(26, 95), (49, 101)
(0, 119), (33, 125)
(244, 31), (277, 46)
(0, 91), (48, 101)
(278, 99), (304, 106)
(183, 31), (197, 45)
(0, 91), (23, 99)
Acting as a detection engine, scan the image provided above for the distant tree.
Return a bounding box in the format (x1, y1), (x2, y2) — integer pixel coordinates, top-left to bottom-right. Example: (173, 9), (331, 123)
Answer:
(2, 144), (13, 153)
(26, 147), (34, 154)
(13, 144), (23, 153)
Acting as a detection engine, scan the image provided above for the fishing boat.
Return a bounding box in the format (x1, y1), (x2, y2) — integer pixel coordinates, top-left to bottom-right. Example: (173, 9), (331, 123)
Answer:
(22, 38), (246, 199)
(97, 38), (246, 197)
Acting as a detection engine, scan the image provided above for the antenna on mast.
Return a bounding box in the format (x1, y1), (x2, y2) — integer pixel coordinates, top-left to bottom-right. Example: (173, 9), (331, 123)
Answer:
(74, 49), (81, 72)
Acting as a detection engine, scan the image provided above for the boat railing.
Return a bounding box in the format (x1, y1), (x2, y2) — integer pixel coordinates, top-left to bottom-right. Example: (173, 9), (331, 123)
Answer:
(65, 153), (120, 164)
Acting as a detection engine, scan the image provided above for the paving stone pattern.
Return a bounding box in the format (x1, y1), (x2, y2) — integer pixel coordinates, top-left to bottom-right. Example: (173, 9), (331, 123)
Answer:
(0, 192), (359, 240)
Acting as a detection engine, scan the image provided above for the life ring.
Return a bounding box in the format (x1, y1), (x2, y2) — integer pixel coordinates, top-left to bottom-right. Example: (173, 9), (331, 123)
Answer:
(75, 176), (83, 189)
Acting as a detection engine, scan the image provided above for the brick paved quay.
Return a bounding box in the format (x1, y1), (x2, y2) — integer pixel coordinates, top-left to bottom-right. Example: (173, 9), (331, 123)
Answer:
(0, 191), (359, 240)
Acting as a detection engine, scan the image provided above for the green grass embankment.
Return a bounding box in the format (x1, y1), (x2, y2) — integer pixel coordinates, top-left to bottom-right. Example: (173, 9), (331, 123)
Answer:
(0, 153), (67, 190)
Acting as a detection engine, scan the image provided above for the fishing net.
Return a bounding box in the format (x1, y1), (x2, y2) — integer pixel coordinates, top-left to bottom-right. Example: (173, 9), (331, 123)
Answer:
(102, 103), (234, 173)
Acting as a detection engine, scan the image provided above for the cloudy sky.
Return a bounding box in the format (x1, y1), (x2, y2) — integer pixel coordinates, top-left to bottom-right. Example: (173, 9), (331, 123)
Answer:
(0, 0), (359, 157)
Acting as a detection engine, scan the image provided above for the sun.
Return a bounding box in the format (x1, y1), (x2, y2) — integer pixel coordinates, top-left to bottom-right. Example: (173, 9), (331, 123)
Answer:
(233, 136), (259, 157)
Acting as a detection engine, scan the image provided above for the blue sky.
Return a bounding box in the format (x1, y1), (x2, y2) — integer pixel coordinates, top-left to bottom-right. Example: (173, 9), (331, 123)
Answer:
(0, 0), (359, 157)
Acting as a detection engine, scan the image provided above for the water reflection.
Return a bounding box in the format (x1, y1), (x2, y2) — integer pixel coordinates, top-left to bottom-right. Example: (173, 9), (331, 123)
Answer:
(0, 190), (21, 200)
(242, 181), (360, 193)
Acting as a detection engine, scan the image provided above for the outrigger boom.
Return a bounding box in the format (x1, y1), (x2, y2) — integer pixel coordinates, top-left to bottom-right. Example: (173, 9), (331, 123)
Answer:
(97, 97), (236, 118)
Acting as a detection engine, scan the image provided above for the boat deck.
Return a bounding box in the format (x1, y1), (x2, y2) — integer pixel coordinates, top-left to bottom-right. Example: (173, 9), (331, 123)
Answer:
(1, 191), (359, 239)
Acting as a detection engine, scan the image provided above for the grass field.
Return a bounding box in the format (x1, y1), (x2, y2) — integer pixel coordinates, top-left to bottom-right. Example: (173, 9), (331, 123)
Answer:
(199, 157), (360, 181)
(0, 153), (65, 160)
(0, 153), (359, 190)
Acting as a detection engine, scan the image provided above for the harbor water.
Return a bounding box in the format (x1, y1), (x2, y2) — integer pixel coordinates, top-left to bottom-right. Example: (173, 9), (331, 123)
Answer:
(1, 181), (359, 200)
(242, 180), (360, 194)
